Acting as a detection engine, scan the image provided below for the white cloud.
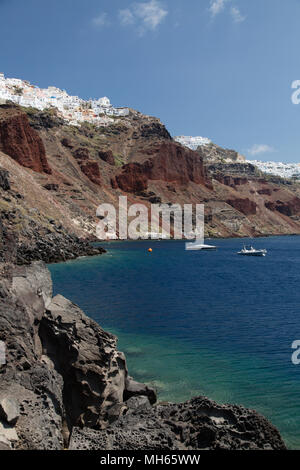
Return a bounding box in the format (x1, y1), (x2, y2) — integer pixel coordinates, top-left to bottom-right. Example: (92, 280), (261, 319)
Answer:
(230, 6), (246, 23)
(209, 0), (228, 17)
(134, 0), (168, 30)
(92, 12), (110, 28)
(119, 8), (135, 26)
(209, 0), (246, 23)
(119, 0), (168, 34)
(247, 145), (275, 156)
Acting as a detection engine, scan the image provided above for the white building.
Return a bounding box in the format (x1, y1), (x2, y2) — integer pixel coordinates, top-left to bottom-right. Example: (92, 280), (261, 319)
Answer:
(174, 135), (212, 150)
(0, 73), (129, 128)
(248, 160), (300, 179)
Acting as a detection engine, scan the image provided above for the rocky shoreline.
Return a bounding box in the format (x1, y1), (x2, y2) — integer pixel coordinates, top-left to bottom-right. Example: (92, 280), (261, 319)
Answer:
(0, 102), (291, 451)
(0, 260), (286, 450)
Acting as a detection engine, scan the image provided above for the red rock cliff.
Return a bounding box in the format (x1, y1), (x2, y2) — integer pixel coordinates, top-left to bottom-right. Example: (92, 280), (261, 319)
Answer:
(265, 198), (300, 216)
(80, 161), (101, 185)
(226, 198), (257, 215)
(0, 110), (51, 174)
(112, 142), (212, 193)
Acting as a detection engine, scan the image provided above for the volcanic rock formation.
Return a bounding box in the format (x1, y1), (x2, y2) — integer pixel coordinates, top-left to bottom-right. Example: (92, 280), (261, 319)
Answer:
(0, 261), (287, 450)
(0, 106), (51, 174)
(0, 261), (156, 449)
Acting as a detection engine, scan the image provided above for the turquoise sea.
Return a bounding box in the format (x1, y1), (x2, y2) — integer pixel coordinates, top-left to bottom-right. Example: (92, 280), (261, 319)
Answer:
(48, 237), (300, 449)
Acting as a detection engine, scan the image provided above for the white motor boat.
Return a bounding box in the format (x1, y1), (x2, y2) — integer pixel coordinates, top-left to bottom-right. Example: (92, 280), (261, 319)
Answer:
(237, 245), (267, 257)
(186, 242), (217, 251)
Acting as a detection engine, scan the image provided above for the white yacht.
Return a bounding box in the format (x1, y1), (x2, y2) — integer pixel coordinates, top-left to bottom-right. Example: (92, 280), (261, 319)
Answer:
(237, 245), (267, 257)
(186, 242), (217, 251)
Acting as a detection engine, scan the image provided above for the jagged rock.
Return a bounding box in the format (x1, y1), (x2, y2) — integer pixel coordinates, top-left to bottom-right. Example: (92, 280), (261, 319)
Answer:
(0, 262), (64, 449)
(226, 198), (257, 216)
(214, 174), (248, 188)
(0, 398), (20, 425)
(124, 377), (156, 405)
(40, 294), (156, 431)
(265, 198), (300, 217)
(80, 161), (101, 185)
(0, 262), (153, 449)
(0, 108), (52, 174)
(16, 231), (106, 265)
(69, 396), (286, 451)
(26, 109), (64, 130)
(61, 138), (73, 149)
(98, 149), (115, 166)
(40, 294), (128, 429)
(113, 142), (212, 193)
(125, 396), (152, 412)
(73, 147), (90, 161)
(207, 162), (260, 180)
(197, 142), (245, 164)
(140, 122), (172, 140)
(112, 162), (148, 192)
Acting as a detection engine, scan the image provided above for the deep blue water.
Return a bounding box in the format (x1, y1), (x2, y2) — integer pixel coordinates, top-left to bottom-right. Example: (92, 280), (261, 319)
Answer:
(48, 237), (300, 449)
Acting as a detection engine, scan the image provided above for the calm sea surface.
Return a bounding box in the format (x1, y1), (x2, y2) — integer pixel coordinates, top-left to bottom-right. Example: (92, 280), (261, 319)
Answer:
(48, 237), (300, 449)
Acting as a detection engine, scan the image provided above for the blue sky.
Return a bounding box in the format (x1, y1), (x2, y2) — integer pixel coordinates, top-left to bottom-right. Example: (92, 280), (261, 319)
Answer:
(1, 0), (300, 162)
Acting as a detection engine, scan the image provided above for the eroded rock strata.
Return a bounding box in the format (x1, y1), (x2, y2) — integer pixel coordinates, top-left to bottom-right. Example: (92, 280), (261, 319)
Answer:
(0, 261), (286, 450)
(1, 103), (300, 244)
(0, 165), (105, 265)
(0, 106), (51, 175)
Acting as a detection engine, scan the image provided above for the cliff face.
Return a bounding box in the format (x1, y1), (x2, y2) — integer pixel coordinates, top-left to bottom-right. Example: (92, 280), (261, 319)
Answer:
(196, 142), (246, 164)
(265, 197), (300, 217)
(112, 142), (212, 193)
(0, 261), (286, 450)
(0, 163), (105, 265)
(1, 103), (300, 251)
(226, 198), (257, 216)
(0, 107), (51, 175)
(80, 161), (101, 186)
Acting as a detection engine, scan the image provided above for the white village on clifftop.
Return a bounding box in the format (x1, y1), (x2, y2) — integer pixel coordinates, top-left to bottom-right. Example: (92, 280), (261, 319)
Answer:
(0, 73), (129, 127)
(245, 160), (300, 180)
(175, 135), (300, 180)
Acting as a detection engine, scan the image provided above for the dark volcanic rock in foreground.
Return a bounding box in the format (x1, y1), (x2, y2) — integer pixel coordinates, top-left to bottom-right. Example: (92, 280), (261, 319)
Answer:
(16, 231), (106, 265)
(0, 261), (286, 450)
(70, 396), (286, 451)
(0, 261), (155, 449)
